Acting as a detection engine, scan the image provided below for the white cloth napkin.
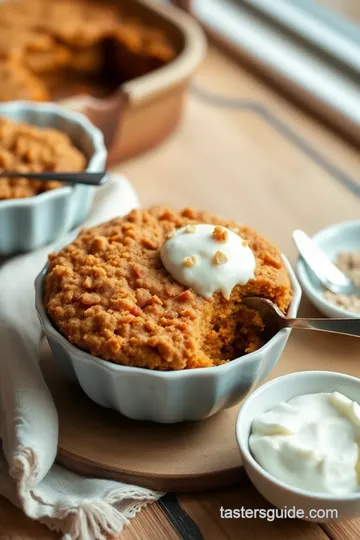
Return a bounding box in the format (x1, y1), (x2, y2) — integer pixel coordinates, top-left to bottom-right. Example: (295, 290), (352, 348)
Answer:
(0, 175), (163, 539)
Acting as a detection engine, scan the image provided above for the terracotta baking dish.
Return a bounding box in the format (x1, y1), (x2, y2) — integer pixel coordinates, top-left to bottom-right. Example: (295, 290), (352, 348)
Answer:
(57, 0), (206, 165)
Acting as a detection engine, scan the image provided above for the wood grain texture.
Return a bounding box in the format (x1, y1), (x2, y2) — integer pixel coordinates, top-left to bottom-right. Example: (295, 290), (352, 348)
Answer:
(0, 497), (179, 540)
(2, 45), (360, 538)
(0, 497), (58, 540)
(323, 520), (360, 540)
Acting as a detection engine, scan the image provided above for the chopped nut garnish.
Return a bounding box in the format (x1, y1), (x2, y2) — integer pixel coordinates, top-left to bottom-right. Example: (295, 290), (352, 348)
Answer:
(82, 276), (92, 289)
(213, 251), (228, 265)
(151, 295), (163, 306)
(141, 236), (157, 249)
(185, 224), (196, 233)
(106, 336), (123, 353)
(183, 255), (197, 268)
(242, 240), (249, 248)
(80, 293), (101, 306)
(159, 209), (177, 221)
(212, 225), (228, 242)
(124, 236), (133, 246)
(181, 308), (197, 320)
(90, 235), (108, 253)
(132, 263), (148, 278)
(144, 320), (156, 332)
(176, 290), (193, 302)
(166, 229), (175, 239)
(182, 208), (196, 219)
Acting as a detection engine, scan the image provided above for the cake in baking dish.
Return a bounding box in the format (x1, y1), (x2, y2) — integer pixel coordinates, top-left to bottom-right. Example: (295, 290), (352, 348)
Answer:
(0, 0), (176, 102)
(45, 207), (292, 370)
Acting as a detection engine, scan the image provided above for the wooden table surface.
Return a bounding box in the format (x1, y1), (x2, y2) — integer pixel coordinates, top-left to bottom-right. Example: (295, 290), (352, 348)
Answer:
(1, 45), (360, 539)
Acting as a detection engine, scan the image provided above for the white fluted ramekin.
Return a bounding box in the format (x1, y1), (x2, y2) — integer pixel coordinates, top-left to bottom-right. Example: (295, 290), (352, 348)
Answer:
(0, 101), (107, 255)
(35, 254), (301, 423)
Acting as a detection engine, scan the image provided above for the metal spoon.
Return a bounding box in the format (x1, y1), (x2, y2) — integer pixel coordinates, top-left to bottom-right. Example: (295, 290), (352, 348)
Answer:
(0, 171), (107, 186)
(242, 297), (360, 339)
(293, 229), (360, 296)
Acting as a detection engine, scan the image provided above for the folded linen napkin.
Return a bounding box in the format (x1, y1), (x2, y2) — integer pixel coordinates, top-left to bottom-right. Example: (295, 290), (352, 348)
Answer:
(0, 175), (163, 539)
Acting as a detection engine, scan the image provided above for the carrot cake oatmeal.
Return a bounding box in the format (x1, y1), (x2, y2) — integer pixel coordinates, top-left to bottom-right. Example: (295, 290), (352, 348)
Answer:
(0, 62), (49, 103)
(0, 117), (86, 200)
(45, 208), (292, 370)
(0, 0), (176, 101)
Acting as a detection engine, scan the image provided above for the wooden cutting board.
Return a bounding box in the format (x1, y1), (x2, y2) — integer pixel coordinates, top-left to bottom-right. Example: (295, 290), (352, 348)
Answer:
(41, 341), (245, 493)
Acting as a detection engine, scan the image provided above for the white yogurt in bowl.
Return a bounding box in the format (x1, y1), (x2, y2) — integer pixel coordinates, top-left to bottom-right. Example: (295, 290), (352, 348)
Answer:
(236, 371), (360, 521)
(250, 392), (360, 496)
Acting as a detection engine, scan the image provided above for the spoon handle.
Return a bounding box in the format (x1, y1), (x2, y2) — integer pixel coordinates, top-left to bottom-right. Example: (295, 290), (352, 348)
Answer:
(0, 171), (107, 186)
(287, 317), (360, 338)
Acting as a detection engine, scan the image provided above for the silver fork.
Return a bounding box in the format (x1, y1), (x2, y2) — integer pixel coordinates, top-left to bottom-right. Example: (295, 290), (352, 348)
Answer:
(242, 297), (360, 339)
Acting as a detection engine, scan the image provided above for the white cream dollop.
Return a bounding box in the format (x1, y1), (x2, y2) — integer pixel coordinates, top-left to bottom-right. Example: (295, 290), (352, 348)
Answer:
(249, 392), (360, 495)
(160, 224), (256, 299)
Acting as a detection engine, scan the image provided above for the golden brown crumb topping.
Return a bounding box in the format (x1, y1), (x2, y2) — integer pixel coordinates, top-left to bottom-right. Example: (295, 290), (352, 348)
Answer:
(0, 62), (49, 103)
(0, 117), (86, 200)
(45, 207), (293, 371)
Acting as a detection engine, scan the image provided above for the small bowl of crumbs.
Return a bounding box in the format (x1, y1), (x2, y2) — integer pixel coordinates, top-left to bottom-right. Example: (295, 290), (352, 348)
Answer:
(296, 220), (360, 318)
(0, 101), (106, 255)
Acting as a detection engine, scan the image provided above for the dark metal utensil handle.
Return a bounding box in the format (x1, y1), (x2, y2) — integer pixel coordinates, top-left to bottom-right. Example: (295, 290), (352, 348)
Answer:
(0, 171), (107, 186)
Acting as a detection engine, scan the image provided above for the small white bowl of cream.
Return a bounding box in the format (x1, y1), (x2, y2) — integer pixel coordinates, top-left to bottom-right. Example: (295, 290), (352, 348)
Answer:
(236, 371), (360, 521)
